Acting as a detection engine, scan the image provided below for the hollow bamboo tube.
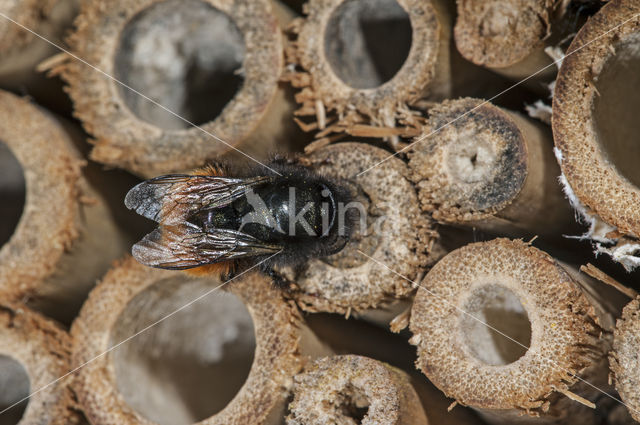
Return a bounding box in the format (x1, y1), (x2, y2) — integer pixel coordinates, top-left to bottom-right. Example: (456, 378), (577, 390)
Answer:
(287, 354), (429, 425)
(53, 0), (296, 178)
(453, 0), (556, 81)
(0, 90), (129, 323)
(407, 97), (574, 237)
(285, 0), (451, 139)
(552, 1), (640, 249)
(409, 238), (614, 425)
(278, 142), (437, 315)
(305, 313), (482, 425)
(610, 297), (640, 423)
(71, 257), (329, 425)
(0, 302), (81, 425)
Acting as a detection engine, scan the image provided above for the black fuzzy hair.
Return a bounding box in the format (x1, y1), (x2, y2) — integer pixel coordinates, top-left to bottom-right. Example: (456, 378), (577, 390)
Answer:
(222, 155), (356, 276)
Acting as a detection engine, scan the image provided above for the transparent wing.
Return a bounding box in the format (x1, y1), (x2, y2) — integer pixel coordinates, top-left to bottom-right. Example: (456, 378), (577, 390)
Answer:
(131, 223), (282, 270)
(124, 174), (270, 224)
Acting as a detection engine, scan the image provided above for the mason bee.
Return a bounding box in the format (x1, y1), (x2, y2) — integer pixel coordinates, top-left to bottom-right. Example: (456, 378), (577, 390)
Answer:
(125, 159), (353, 279)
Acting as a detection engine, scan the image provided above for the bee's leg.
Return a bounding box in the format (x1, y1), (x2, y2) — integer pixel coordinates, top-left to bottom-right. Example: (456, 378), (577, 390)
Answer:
(269, 153), (294, 165)
(263, 266), (290, 289)
(220, 261), (240, 282)
(222, 259), (264, 282)
(271, 152), (312, 167)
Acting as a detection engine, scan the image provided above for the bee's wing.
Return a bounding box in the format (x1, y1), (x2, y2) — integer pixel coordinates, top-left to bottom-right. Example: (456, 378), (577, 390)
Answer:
(131, 223), (282, 269)
(125, 174), (270, 224)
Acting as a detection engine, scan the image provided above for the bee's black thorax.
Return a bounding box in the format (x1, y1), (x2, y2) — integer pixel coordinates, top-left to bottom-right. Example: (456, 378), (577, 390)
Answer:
(187, 171), (350, 264)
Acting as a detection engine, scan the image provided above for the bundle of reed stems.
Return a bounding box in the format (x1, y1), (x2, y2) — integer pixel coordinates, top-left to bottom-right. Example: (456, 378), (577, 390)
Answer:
(1, 0), (639, 424)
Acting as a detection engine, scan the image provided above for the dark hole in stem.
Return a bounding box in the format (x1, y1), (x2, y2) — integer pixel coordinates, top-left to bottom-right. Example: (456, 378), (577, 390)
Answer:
(461, 284), (531, 366)
(338, 384), (370, 424)
(593, 33), (640, 189)
(0, 142), (25, 247)
(115, 0), (245, 130)
(341, 401), (369, 423)
(324, 0), (412, 89)
(111, 278), (255, 425)
(0, 355), (30, 425)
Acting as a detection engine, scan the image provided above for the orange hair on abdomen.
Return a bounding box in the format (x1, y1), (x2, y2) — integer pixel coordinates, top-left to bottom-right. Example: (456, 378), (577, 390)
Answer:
(183, 163), (235, 278)
(184, 261), (233, 277)
(192, 163), (226, 176)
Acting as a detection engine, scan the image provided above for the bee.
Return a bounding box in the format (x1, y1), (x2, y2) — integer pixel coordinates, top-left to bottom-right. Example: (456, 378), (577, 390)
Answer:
(124, 159), (353, 279)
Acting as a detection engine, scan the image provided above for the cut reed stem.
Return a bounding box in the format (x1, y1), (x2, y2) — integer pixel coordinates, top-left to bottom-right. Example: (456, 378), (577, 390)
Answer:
(610, 297), (640, 422)
(0, 90), (128, 323)
(287, 355), (428, 425)
(553, 1), (640, 241)
(285, 0), (451, 140)
(0, 302), (81, 425)
(71, 258), (328, 425)
(281, 142), (437, 314)
(409, 238), (614, 424)
(408, 98), (573, 236)
(53, 0), (295, 177)
(454, 0), (556, 80)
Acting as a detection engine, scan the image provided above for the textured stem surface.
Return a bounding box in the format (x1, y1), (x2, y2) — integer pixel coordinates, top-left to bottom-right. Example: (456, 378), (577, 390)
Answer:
(305, 312), (482, 425)
(0, 0), (77, 96)
(0, 302), (81, 425)
(285, 0), (450, 139)
(408, 98), (573, 236)
(287, 355), (428, 425)
(71, 258), (328, 425)
(0, 90), (129, 323)
(553, 0), (640, 240)
(610, 297), (640, 422)
(56, 0), (296, 177)
(454, 0), (555, 80)
(280, 142), (437, 314)
(409, 238), (613, 424)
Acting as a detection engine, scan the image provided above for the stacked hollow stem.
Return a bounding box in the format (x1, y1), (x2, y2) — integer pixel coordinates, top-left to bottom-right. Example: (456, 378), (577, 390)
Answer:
(454, 0), (556, 80)
(610, 297), (640, 422)
(56, 0), (296, 177)
(409, 239), (614, 425)
(287, 355), (428, 425)
(408, 98), (573, 237)
(285, 0), (451, 141)
(0, 0), (77, 96)
(280, 142), (437, 315)
(0, 302), (81, 425)
(553, 0), (640, 269)
(0, 90), (128, 322)
(71, 258), (329, 425)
